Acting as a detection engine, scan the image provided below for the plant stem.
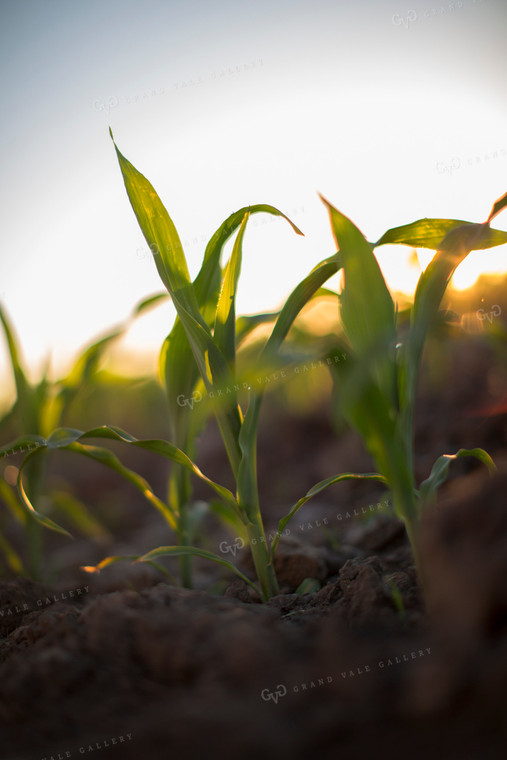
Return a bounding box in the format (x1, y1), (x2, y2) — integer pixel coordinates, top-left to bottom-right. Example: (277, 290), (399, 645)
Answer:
(169, 463), (193, 588)
(178, 506), (193, 588)
(246, 518), (279, 601)
(391, 485), (428, 604)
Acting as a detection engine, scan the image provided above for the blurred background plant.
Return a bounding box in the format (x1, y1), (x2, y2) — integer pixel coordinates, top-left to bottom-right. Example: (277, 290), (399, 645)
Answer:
(0, 295), (164, 580)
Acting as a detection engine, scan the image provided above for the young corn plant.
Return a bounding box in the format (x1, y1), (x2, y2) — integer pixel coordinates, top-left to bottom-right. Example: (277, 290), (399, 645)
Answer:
(0, 132), (342, 600)
(0, 296), (162, 579)
(269, 192), (507, 596)
(3, 128), (505, 599)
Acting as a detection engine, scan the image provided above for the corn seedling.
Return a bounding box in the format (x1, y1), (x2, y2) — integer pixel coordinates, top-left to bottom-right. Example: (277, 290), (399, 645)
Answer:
(269, 192), (507, 596)
(0, 133), (343, 600)
(2, 128), (505, 600)
(0, 296), (161, 579)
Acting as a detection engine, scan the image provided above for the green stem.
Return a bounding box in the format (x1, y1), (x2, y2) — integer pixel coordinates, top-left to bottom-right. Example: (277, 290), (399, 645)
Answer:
(169, 463), (193, 588)
(246, 518), (279, 601)
(391, 486), (428, 605)
(177, 507), (193, 588)
(235, 395), (279, 600)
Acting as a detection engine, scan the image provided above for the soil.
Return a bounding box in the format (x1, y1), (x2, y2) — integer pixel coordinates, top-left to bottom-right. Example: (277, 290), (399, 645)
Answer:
(1, 293), (507, 760)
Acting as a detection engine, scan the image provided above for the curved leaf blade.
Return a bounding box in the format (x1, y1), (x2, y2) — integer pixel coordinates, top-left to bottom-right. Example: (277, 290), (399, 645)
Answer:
(374, 218), (507, 250)
(110, 130), (194, 303)
(263, 256), (341, 359)
(320, 195), (397, 411)
(26, 425), (242, 520)
(195, 204), (304, 314)
(137, 545), (259, 595)
(270, 472), (387, 560)
(419, 448), (496, 505)
(17, 450), (72, 537)
(214, 210), (249, 365)
(82, 554), (178, 583)
(0, 304), (38, 433)
(487, 191), (507, 224)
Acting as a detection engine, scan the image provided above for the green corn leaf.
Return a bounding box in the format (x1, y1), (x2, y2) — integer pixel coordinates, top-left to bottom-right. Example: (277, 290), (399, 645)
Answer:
(82, 554), (178, 583)
(0, 304), (39, 433)
(214, 210), (249, 365)
(331, 353), (416, 523)
(385, 577), (406, 620)
(66, 439), (208, 531)
(45, 328), (125, 434)
(111, 134), (229, 398)
(62, 330), (124, 389)
(195, 204), (304, 316)
(16, 437), (175, 537)
(16, 449), (72, 537)
(162, 203), (304, 476)
(110, 130), (199, 313)
(270, 471), (387, 560)
(65, 290), (168, 389)
(162, 201), (302, 409)
(263, 255), (341, 359)
(132, 291), (170, 315)
(112, 132), (305, 481)
(236, 394), (263, 523)
(230, 254), (345, 515)
(374, 218), (507, 250)
(15, 425), (242, 527)
(320, 195), (397, 412)
(419, 448), (496, 506)
(82, 554), (141, 573)
(171, 306), (244, 472)
(236, 288), (337, 353)
(487, 191), (507, 224)
(235, 312), (280, 346)
(160, 321), (201, 438)
(296, 578), (321, 595)
(396, 201), (507, 468)
(209, 499), (249, 539)
(137, 544), (259, 595)
(399, 220), (500, 420)
(112, 133), (245, 471)
(0, 435), (48, 459)
(234, 256), (346, 524)
(46, 295), (163, 435)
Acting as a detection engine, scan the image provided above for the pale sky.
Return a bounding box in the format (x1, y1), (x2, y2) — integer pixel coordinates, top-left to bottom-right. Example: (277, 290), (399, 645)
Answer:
(1, 0), (506, 401)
